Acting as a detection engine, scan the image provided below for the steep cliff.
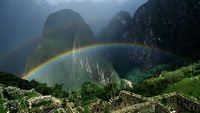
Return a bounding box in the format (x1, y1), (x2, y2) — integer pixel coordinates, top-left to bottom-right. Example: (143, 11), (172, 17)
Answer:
(97, 0), (200, 78)
(97, 10), (174, 76)
(132, 0), (200, 59)
(97, 11), (132, 43)
(26, 9), (119, 91)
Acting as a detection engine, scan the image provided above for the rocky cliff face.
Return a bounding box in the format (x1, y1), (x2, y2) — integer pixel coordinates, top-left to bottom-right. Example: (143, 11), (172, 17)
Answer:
(26, 9), (119, 91)
(97, 11), (137, 75)
(97, 0), (200, 76)
(97, 10), (174, 76)
(132, 0), (200, 59)
(97, 11), (132, 43)
(26, 9), (95, 71)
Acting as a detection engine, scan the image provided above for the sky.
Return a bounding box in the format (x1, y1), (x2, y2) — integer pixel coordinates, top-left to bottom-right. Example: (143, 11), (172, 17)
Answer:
(45, 0), (130, 5)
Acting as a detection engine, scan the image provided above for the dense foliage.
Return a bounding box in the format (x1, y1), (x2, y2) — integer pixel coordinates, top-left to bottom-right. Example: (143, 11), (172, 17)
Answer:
(0, 72), (68, 98)
(68, 81), (131, 106)
(0, 72), (131, 105)
(1, 61), (199, 105)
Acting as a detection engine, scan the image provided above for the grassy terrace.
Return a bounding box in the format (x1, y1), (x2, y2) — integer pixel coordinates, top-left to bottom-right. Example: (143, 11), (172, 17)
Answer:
(133, 61), (200, 99)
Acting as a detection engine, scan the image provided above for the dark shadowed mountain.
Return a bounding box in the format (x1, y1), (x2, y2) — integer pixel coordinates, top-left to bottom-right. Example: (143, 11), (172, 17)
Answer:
(132, 0), (200, 59)
(0, 0), (50, 76)
(0, 72), (30, 89)
(26, 9), (120, 91)
(97, 0), (200, 78)
(97, 11), (132, 43)
(97, 10), (176, 77)
(0, 36), (40, 76)
(26, 9), (95, 71)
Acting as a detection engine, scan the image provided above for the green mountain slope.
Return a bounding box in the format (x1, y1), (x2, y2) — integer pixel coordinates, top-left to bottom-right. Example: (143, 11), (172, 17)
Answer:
(133, 61), (200, 98)
(164, 75), (200, 100)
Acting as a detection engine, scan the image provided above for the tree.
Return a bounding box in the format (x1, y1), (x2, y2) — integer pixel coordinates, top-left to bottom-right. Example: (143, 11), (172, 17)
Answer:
(80, 82), (102, 101)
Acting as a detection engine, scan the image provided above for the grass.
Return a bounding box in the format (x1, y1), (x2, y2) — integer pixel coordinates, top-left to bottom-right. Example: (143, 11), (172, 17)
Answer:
(133, 61), (200, 97)
(164, 75), (200, 100)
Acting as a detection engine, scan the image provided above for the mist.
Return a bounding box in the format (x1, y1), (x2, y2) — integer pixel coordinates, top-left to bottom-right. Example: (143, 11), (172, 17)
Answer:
(0, 0), (147, 76)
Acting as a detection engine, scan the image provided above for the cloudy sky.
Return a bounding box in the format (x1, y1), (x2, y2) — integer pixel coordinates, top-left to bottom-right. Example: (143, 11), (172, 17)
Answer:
(45, 0), (130, 5)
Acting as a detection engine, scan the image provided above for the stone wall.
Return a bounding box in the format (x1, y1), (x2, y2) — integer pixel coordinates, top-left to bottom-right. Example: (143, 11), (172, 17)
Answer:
(0, 85), (4, 100)
(155, 103), (171, 113)
(110, 96), (124, 111)
(161, 94), (200, 113)
(28, 95), (62, 109)
(89, 100), (106, 113)
(174, 95), (199, 113)
(110, 90), (147, 111)
(113, 102), (155, 113)
(86, 91), (200, 113)
(66, 102), (74, 113)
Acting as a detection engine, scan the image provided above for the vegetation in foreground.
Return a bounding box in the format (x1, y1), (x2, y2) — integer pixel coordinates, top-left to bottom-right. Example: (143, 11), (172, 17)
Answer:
(0, 72), (68, 98)
(0, 61), (199, 111)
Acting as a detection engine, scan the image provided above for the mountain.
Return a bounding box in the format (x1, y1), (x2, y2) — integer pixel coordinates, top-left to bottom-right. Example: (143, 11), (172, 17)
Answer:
(0, 36), (40, 76)
(97, 11), (176, 77)
(97, 11), (138, 75)
(134, 61), (200, 98)
(0, 0), (50, 76)
(132, 0), (200, 59)
(97, 11), (132, 43)
(0, 72), (30, 89)
(26, 9), (95, 71)
(97, 0), (200, 79)
(25, 9), (120, 91)
(164, 74), (200, 100)
(0, 0), (48, 53)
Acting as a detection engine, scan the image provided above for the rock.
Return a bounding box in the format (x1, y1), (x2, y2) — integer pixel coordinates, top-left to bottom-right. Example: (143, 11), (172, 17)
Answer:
(0, 85), (5, 100)
(0, 85), (199, 113)
(121, 79), (133, 88)
(97, 0), (200, 78)
(49, 108), (67, 113)
(97, 10), (173, 76)
(132, 0), (200, 59)
(25, 9), (120, 91)
(28, 95), (62, 109)
(97, 11), (132, 43)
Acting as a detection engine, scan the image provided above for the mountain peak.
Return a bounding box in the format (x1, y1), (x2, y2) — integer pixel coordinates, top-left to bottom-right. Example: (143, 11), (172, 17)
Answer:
(111, 10), (132, 27)
(43, 9), (84, 36)
(25, 9), (119, 91)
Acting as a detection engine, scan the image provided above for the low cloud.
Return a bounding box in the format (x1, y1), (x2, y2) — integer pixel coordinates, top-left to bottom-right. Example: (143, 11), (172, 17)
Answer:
(46, 0), (129, 5)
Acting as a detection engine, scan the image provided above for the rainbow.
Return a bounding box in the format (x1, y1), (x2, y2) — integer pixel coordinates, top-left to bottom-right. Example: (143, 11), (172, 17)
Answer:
(22, 42), (171, 80)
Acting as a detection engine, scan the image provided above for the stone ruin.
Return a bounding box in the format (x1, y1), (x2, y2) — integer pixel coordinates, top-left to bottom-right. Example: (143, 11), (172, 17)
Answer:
(154, 93), (200, 113)
(89, 99), (107, 113)
(28, 95), (62, 109)
(109, 90), (148, 111)
(0, 84), (199, 113)
(88, 90), (200, 113)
